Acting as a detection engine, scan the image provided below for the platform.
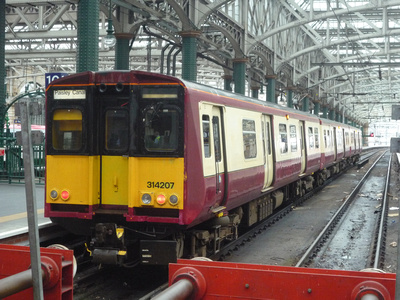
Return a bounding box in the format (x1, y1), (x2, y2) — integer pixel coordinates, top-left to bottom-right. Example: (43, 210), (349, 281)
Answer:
(0, 183), (50, 240)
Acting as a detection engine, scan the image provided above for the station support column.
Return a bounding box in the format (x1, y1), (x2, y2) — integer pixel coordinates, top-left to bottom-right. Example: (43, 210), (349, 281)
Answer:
(77, 0), (99, 72)
(180, 31), (201, 82)
(322, 105), (328, 119)
(287, 88), (294, 108)
(251, 86), (259, 99)
(222, 74), (233, 92)
(233, 58), (247, 95)
(314, 101), (320, 116)
(329, 109), (335, 121)
(302, 96), (310, 113)
(266, 75), (277, 103)
(0, 0), (5, 144)
(115, 33), (131, 70)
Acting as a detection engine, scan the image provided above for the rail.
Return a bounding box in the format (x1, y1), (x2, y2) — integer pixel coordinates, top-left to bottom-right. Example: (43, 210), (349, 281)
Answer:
(295, 151), (386, 267)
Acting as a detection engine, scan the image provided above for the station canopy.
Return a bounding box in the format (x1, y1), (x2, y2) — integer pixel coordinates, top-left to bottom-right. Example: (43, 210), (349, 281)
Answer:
(5, 0), (400, 141)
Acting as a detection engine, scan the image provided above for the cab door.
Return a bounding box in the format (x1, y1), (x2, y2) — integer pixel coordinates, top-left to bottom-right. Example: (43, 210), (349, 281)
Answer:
(201, 104), (226, 207)
(100, 101), (130, 209)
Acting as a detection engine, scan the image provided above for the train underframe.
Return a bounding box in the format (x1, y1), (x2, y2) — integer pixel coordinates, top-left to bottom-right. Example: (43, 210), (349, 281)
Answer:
(85, 155), (359, 266)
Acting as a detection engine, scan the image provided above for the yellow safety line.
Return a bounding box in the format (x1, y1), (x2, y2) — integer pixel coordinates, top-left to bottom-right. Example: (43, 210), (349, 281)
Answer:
(0, 209), (44, 223)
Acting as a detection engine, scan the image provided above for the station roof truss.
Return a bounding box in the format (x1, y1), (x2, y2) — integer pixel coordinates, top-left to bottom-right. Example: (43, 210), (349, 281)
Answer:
(5, 0), (400, 126)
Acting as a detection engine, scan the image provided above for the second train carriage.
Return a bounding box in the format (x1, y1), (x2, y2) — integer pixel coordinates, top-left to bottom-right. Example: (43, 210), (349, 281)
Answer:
(45, 71), (361, 265)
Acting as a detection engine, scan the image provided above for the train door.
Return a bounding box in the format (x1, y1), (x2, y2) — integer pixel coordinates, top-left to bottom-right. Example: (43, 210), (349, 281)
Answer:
(262, 115), (273, 189)
(333, 127), (337, 160)
(100, 99), (130, 209)
(300, 121), (306, 174)
(201, 104), (226, 206)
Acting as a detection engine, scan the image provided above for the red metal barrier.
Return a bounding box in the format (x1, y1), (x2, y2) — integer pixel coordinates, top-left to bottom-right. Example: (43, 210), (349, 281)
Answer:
(0, 244), (74, 300)
(163, 259), (396, 300)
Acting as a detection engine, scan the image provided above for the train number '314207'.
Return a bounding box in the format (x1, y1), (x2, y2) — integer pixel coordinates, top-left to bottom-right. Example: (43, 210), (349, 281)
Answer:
(146, 181), (175, 189)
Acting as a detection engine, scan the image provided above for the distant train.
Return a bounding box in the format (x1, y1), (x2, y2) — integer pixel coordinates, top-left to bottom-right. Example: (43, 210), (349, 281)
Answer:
(45, 71), (361, 265)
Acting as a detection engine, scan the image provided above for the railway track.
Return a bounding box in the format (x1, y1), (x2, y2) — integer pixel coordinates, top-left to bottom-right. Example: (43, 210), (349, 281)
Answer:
(296, 151), (391, 270)
(218, 149), (390, 269)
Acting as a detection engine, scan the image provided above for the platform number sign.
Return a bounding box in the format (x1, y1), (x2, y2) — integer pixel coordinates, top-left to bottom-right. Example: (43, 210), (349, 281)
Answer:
(0, 148), (4, 157)
(45, 73), (68, 89)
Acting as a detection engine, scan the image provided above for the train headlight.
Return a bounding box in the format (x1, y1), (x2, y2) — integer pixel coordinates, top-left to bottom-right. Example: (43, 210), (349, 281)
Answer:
(60, 190), (70, 201)
(50, 189), (58, 200)
(141, 193), (152, 205)
(169, 194), (179, 206)
(156, 194), (166, 205)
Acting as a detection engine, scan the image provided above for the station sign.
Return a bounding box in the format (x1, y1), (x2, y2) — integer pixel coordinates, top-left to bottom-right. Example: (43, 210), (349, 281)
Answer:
(0, 148), (5, 157)
(45, 73), (68, 89)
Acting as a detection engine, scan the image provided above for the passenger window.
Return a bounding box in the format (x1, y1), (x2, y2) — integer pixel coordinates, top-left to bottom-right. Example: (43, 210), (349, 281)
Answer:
(144, 107), (179, 152)
(279, 124), (288, 154)
(324, 130), (327, 148)
(243, 119), (257, 158)
(308, 127), (314, 148)
(314, 127), (319, 149)
(202, 115), (211, 158)
(105, 109), (129, 151)
(52, 109), (82, 150)
(290, 125), (297, 152)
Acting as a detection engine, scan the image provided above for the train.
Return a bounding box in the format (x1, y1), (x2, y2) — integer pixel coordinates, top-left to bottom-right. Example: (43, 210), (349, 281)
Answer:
(45, 71), (361, 266)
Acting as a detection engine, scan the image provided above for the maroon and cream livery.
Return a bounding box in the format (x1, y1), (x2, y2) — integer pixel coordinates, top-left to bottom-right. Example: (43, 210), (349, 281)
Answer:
(45, 71), (361, 265)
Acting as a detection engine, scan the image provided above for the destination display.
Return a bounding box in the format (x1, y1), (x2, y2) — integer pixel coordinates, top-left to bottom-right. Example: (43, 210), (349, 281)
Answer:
(54, 89), (86, 99)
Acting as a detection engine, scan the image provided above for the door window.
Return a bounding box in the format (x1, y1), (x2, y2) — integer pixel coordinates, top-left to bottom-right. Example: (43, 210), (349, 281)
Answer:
(202, 115), (211, 158)
(213, 116), (221, 162)
(105, 109), (129, 151)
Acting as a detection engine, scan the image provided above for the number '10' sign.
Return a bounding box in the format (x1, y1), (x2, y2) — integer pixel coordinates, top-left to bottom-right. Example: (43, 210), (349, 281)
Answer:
(45, 73), (69, 89)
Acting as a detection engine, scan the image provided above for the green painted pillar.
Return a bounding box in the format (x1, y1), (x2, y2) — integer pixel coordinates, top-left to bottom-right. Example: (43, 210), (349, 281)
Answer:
(0, 0), (4, 145)
(302, 96), (309, 113)
(77, 0), (99, 72)
(266, 75), (277, 103)
(322, 105), (328, 118)
(115, 33), (131, 70)
(233, 58), (247, 95)
(180, 31), (201, 81)
(335, 110), (340, 122)
(314, 101), (320, 116)
(222, 75), (233, 92)
(287, 88), (294, 108)
(251, 86), (259, 99)
(329, 109), (335, 120)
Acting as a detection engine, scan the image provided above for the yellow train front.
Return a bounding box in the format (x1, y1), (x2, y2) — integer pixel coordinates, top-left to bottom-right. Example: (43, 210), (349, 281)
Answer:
(45, 71), (187, 265)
